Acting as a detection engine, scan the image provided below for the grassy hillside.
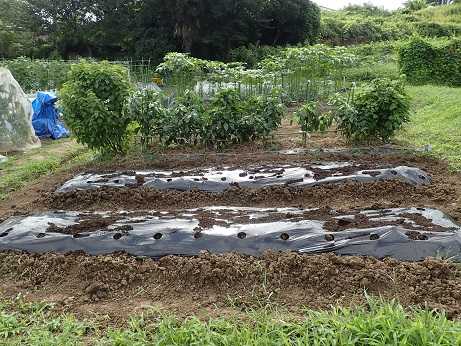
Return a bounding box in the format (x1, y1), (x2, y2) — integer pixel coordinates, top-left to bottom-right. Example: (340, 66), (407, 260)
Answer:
(398, 85), (461, 170)
(320, 3), (461, 46)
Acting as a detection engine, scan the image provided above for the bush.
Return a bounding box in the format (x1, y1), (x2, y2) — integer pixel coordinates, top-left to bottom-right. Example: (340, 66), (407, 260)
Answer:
(228, 44), (280, 68)
(159, 91), (206, 146)
(128, 89), (284, 149)
(333, 78), (410, 143)
(415, 22), (461, 38)
(399, 37), (461, 86)
(128, 89), (169, 148)
(293, 101), (332, 145)
(398, 37), (435, 84)
(319, 6), (461, 47)
(204, 89), (284, 147)
(60, 61), (132, 154)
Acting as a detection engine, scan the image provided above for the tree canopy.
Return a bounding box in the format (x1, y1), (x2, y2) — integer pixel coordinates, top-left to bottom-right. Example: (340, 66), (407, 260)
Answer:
(0, 0), (320, 61)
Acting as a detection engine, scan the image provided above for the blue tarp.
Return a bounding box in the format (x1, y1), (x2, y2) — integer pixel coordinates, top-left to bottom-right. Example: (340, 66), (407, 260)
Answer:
(32, 92), (69, 140)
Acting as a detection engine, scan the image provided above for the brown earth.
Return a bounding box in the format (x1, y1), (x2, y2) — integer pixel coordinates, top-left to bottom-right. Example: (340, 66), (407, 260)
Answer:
(1, 127), (461, 323)
(0, 251), (460, 325)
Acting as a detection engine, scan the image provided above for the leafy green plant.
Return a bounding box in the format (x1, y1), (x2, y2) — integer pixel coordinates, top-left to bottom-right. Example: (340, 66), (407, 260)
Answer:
(127, 88), (284, 149)
(158, 91), (206, 146)
(399, 36), (436, 84)
(293, 101), (333, 145)
(249, 91), (285, 138)
(333, 78), (410, 143)
(128, 89), (168, 148)
(204, 89), (247, 147)
(60, 61), (132, 154)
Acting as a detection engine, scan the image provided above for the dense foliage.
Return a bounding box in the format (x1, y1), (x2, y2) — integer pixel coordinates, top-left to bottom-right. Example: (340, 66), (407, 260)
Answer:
(128, 89), (284, 149)
(1, 0), (320, 62)
(127, 89), (169, 148)
(156, 47), (356, 103)
(0, 58), (71, 92)
(399, 36), (461, 86)
(320, 4), (461, 46)
(60, 62), (132, 153)
(332, 78), (410, 143)
(0, 0), (36, 58)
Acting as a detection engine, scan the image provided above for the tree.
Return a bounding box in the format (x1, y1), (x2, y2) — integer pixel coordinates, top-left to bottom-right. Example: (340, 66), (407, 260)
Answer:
(404, 0), (428, 11)
(257, 0), (319, 46)
(0, 0), (34, 57)
(20, 0), (321, 61)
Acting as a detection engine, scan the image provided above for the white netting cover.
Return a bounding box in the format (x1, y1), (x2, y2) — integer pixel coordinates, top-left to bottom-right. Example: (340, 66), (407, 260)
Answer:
(0, 68), (40, 152)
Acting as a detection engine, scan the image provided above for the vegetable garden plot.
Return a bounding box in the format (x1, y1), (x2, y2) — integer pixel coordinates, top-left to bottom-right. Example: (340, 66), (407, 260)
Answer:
(57, 164), (431, 193)
(1, 207), (460, 261)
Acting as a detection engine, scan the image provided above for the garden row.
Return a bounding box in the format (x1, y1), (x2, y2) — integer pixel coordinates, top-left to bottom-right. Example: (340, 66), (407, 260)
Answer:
(60, 59), (411, 154)
(3, 35), (460, 97)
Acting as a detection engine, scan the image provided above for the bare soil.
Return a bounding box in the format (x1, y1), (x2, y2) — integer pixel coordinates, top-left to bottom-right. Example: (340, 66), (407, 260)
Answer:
(1, 128), (461, 323)
(0, 251), (460, 324)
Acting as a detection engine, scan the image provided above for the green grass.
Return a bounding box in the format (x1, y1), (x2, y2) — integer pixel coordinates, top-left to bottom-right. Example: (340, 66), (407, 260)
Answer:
(1, 297), (461, 345)
(398, 85), (461, 170)
(0, 139), (92, 200)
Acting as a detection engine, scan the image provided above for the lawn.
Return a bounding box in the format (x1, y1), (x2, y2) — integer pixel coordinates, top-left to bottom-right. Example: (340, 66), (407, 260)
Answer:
(1, 297), (460, 345)
(398, 85), (461, 170)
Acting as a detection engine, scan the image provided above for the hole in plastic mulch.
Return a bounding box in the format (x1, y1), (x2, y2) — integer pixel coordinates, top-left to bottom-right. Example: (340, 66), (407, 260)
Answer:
(73, 233), (90, 239)
(113, 233), (123, 240)
(325, 234), (335, 242)
(370, 234), (380, 241)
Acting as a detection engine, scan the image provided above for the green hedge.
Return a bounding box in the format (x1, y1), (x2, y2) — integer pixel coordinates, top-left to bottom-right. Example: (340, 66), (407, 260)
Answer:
(399, 37), (461, 86)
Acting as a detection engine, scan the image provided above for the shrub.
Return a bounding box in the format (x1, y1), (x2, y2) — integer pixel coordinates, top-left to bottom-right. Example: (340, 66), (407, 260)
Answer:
(399, 37), (461, 86)
(435, 39), (461, 86)
(159, 91), (206, 146)
(228, 44), (280, 68)
(333, 78), (410, 143)
(398, 37), (435, 84)
(204, 89), (253, 147)
(293, 101), (333, 145)
(128, 89), (284, 149)
(128, 89), (168, 148)
(249, 92), (285, 138)
(60, 61), (132, 154)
